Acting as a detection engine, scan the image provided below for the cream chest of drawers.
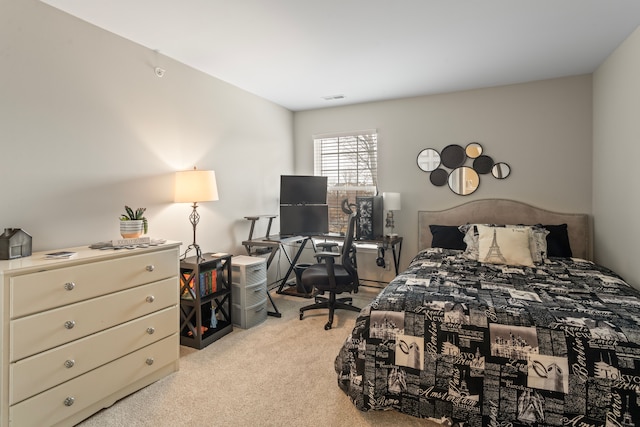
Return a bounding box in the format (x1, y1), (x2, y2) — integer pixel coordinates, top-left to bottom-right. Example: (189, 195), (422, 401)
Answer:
(0, 242), (181, 427)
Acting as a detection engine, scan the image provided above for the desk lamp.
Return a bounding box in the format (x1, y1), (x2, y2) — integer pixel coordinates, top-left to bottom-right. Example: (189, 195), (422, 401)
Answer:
(175, 167), (218, 260)
(383, 192), (401, 237)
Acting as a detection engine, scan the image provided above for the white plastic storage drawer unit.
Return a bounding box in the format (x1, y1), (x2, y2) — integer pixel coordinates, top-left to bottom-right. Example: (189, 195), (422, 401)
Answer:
(231, 255), (267, 329)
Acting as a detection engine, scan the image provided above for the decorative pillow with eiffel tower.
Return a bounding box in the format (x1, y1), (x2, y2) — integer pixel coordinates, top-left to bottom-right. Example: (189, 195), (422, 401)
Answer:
(459, 224), (549, 263)
(476, 224), (534, 266)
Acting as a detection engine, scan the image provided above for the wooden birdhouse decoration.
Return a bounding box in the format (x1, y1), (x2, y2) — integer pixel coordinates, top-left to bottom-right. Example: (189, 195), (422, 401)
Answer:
(0, 228), (32, 260)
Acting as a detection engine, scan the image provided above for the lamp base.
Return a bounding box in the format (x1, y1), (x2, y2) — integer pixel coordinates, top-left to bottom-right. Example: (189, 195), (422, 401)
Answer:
(182, 243), (204, 261)
(181, 202), (206, 261)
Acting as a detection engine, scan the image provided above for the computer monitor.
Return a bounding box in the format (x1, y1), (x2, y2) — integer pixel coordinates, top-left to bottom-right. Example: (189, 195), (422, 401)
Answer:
(280, 175), (327, 205)
(279, 205), (329, 236)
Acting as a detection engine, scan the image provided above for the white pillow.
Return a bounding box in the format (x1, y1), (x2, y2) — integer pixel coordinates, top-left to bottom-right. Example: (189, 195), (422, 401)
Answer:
(459, 224), (548, 263)
(477, 225), (534, 267)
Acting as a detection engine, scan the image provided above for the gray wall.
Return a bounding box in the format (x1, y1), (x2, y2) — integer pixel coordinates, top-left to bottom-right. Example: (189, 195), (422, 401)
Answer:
(593, 26), (640, 288)
(4, 1), (636, 289)
(294, 75), (593, 271)
(1, 1), (293, 257)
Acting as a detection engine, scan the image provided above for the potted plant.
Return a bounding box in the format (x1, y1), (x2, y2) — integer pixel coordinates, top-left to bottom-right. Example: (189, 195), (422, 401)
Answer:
(119, 206), (148, 238)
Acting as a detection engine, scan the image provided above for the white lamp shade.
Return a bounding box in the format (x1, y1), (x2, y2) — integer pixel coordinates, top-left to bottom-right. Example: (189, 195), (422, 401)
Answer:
(174, 169), (219, 203)
(383, 192), (401, 211)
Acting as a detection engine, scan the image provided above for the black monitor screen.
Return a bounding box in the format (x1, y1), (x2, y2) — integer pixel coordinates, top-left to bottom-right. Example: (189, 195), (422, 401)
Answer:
(279, 205), (329, 236)
(280, 175), (327, 205)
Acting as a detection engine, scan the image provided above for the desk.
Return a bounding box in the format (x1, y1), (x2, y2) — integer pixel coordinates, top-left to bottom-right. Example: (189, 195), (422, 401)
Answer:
(243, 217), (403, 297)
(314, 235), (403, 278)
(242, 234), (312, 294)
(242, 216), (318, 313)
(361, 235), (403, 276)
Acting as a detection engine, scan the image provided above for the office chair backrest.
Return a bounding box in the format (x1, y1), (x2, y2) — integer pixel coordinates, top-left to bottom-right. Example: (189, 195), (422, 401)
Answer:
(341, 212), (359, 285)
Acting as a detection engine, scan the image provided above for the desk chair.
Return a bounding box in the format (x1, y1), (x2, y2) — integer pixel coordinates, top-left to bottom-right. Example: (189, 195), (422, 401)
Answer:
(299, 212), (361, 330)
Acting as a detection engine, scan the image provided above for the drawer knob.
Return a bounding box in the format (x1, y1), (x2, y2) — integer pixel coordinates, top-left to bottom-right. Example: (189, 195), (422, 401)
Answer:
(146, 327), (155, 335)
(64, 320), (76, 330)
(146, 357), (154, 366)
(64, 359), (75, 369)
(146, 295), (155, 303)
(64, 282), (75, 291)
(63, 396), (75, 407)
(146, 265), (155, 272)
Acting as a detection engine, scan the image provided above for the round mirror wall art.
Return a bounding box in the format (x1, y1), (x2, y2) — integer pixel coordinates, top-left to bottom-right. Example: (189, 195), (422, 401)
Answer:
(465, 142), (483, 158)
(416, 142), (511, 195)
(473, 155), (494, 174)
(430, 168), (448, 186)
(417, 148), (441, 172)
(440, 144), (466, 168)
(448, 167), (479, 196)
(492, 162), (511, 179)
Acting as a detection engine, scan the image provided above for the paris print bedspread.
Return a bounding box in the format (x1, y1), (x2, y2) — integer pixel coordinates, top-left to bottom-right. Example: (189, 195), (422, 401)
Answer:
(334, 248), (640, 426)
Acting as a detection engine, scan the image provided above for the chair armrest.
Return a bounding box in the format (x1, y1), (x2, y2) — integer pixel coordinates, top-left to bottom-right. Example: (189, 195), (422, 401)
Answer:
(314, 251), (340, 262)
(316, 242), (339, 251)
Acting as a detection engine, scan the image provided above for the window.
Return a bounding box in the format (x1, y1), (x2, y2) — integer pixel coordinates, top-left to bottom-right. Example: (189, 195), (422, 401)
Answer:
(314, 130), (378, 234)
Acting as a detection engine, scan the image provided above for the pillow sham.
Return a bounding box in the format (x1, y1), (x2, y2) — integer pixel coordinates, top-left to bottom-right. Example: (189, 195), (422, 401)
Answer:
(459, 223), (480, 260)
(477, 224), (534, 267)
(542, 224), (573, 258)
(459, 223), (548, 263)
(528, 226), (550, 263)
(430, 225), (466, 250)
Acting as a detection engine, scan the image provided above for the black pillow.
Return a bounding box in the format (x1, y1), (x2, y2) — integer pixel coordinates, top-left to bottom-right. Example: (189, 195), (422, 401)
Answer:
(430, 225), (466, 250)
(543, 224), (573, 258)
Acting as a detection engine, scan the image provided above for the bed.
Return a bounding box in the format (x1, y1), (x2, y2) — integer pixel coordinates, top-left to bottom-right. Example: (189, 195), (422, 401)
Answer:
(335, 199), (640, 426)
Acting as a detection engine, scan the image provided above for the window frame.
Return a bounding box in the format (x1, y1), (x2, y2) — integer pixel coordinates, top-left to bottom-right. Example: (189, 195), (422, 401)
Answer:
(313, 130), (378, 234)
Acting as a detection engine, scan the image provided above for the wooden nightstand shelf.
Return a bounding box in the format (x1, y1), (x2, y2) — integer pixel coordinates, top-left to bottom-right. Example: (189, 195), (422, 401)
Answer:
(179, 253), (233, 349)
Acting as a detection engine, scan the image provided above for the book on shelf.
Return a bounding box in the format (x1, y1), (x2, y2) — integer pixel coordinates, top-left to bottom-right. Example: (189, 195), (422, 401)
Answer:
(45, 251), (77, 259)
(181, 269), (217, 299)
(199, 269), (218, 296)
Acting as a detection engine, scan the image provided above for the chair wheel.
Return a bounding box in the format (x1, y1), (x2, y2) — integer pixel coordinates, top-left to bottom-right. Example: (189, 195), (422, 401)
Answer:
(324, 322), (332, 330)
(299, 312), (304, 320)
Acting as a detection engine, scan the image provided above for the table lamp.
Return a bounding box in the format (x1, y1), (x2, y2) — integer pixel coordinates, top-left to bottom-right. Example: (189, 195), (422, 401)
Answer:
(175, 167), (218, 260)
(383, 192), (401, 237)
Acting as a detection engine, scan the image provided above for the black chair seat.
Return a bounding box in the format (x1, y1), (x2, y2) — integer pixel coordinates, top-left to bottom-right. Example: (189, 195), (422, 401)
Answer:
(299, 211), (361, 330)
(301, 264), (352, 291)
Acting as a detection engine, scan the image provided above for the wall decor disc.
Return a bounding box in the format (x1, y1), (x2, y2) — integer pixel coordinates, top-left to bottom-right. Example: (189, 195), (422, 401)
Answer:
(492, 162), (511, 179)
(448, 166), (479, 196)
(473, 155), (494, 174)
(440, 144), (466, 168)
(417, 148), (441, 172)
(430, 168), (448, 186)
(465, 142), (483, 158)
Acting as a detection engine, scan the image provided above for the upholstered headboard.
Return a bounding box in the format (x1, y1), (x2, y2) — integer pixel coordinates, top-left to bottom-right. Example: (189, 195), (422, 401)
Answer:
(418, 199), (593, 261)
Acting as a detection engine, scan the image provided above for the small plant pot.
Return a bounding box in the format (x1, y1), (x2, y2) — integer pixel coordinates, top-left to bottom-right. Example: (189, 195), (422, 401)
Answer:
(120, 220), (144, 238)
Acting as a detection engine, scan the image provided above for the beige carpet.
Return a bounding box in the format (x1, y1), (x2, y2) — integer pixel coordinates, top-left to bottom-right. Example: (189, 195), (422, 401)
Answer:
(77, 286), (438, 427)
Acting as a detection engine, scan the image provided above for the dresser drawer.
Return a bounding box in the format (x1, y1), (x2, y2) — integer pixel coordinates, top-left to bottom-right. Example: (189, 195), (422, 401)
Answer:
(10, 277), (176, 361)
(11, 249), (178, 318)
(10, 306), (178, 405)
(9, 335), (177, 427)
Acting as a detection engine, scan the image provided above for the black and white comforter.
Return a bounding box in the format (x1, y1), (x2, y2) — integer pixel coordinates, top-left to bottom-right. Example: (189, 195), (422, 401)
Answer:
(335, 248), (640, 426)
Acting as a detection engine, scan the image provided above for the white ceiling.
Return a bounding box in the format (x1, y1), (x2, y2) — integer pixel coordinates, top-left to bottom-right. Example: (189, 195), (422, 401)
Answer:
(41, 0), (640, 111)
